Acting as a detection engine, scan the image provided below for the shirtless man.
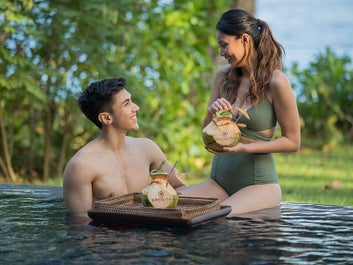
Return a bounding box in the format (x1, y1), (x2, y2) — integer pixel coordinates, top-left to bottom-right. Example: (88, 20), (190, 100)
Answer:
(63, 78), (186, 217)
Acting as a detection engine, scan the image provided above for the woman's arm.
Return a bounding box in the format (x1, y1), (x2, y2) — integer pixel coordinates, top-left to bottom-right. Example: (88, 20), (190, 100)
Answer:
(202, 65), (233, 129)
(223, 70), (301, 154)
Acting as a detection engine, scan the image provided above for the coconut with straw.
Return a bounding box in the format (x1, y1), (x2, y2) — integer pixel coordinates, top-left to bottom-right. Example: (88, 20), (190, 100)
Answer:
(141, 162), (179, 208)
(202, 108), (250, 152)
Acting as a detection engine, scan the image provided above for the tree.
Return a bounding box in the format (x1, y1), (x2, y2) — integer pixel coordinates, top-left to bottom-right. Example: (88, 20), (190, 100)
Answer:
(1, 0), (258, 183)
(0, 0), (44, 182)
(292, 48), (353, 150)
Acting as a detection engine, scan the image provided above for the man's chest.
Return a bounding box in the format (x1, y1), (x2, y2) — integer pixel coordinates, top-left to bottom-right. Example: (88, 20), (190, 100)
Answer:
(92, 158), (151, 199)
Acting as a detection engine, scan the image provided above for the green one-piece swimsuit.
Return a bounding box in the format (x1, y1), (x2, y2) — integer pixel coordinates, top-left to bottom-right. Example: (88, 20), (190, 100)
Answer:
(210, 96), (278, 195)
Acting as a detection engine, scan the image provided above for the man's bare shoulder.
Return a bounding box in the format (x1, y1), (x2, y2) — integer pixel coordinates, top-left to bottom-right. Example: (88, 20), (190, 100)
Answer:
(65, 150), (96, 170)
(63, 142), (108, 178)
(126, 136), (165, 165)
(70, 143), (106, 162)
(126, 136), (160, 150)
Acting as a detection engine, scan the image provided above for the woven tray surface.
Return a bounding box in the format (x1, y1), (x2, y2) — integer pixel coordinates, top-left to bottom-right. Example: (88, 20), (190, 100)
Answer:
(92, 193), (220, 219)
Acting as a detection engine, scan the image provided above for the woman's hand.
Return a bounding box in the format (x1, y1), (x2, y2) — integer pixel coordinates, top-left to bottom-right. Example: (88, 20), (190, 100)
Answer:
(206, 142), (247, 154)
(207, 98), (234, 116)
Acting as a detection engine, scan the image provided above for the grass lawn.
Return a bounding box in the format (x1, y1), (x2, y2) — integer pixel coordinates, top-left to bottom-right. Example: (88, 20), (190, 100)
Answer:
(275, 145), (353, 206)
(188, 145), (353, 206)
(4, 145), (352, 207)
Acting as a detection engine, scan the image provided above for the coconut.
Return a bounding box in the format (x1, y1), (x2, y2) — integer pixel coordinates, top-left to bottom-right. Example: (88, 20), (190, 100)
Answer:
(141, 169), (179, 208)
(202, 109), (241, 152)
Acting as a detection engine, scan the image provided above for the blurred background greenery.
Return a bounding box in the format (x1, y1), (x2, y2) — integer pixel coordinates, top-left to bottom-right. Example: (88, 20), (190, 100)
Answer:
(1, 0), (352, 205)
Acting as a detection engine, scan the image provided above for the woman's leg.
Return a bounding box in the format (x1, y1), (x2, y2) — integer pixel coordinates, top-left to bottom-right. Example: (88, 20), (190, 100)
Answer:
(180, 178), (229, 202)
(222, 183), (282, 216)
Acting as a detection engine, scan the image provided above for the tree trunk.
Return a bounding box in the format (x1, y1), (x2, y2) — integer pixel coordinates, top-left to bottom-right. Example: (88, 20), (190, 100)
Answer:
(55, 99), (76, 179)
(43, 99), (56, 181)
(27, 107), (36, 179)
(234, 0), (255, 15)
(0, 100), (17, 182)
(56, 131), (69, 179)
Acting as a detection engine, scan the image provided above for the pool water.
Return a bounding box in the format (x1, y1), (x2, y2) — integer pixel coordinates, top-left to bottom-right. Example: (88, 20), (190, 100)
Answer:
(1, 184), (352, 264)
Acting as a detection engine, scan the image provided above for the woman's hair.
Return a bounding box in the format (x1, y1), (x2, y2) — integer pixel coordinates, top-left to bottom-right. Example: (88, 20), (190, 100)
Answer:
(216, 9), (284, 104)
(78, 78), (126, 128)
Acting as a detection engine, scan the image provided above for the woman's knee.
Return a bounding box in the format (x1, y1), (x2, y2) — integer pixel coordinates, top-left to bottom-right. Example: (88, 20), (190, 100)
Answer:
(223, 184), (281, 214)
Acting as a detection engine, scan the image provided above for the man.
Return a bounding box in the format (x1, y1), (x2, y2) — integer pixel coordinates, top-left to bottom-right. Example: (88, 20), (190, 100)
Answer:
(63, 78), (186, 218)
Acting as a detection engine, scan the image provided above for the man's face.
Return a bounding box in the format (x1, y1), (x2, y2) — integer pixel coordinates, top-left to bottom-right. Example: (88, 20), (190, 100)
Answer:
(110, 89), (140, 132)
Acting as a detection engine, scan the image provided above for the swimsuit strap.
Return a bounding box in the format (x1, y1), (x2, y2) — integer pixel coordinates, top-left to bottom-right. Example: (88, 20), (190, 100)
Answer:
(239, 127), (273, 142)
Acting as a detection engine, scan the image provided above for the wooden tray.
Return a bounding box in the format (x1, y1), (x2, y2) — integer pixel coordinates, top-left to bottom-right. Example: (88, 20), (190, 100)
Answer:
(88, 193), (231, 227)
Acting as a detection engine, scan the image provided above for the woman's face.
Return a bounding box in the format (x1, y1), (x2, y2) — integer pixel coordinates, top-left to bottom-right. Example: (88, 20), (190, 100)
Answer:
(216, 30), (247, 67)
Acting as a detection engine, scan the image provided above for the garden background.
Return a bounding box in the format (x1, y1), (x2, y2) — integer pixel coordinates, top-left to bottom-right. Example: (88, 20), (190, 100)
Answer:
(1, 0), (352, 205)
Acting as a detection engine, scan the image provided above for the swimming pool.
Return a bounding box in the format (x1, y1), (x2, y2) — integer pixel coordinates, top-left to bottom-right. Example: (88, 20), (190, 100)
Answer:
(1, 184), (352, 264)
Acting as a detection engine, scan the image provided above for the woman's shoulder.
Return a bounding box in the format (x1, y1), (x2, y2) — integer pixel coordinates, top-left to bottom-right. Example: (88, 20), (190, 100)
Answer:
(270, 69), (289, 85)
(269, 70), (291, 92)
(216, 64), (231, 75)
(267, 69), (293, 101)
(213, 64), (231, 86)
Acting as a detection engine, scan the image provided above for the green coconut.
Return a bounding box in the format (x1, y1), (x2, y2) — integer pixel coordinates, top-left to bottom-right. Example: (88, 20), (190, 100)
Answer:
(149, 169), (166, 175)
(216, 109), (233, 118)
(140, 169), (179, 208)
(202, 109), (241, 152)
(141, 190), (179, 208)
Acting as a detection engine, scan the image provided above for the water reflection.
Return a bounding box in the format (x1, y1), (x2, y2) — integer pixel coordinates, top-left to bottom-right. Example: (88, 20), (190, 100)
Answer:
(1, 184), (353, 264)
(228, 204), (282, 220)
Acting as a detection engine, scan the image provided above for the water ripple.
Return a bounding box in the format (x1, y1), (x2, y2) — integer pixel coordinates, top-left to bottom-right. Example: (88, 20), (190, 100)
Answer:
(1, 184), (353, 264)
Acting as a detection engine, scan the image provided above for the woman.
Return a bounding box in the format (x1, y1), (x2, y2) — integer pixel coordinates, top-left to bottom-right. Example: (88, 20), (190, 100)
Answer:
(183, 9), (300, 215)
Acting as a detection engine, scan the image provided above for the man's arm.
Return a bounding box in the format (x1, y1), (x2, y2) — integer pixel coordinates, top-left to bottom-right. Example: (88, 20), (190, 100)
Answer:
(160, 160), (188, 190)
(63, 157), (94, 217)
(142, 138), (188, 189)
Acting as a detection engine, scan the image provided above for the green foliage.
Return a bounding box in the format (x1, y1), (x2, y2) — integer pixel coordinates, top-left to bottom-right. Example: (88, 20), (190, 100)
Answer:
(2, 0), (352, 186)
(0, 0), (231, 181)
(116, 0), (230, 173)
(291, 48), (353, 150)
